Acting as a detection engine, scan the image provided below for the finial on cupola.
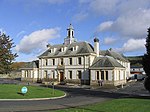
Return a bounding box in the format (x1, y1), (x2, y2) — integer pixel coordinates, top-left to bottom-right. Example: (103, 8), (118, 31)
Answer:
(94, 37), (99, 42)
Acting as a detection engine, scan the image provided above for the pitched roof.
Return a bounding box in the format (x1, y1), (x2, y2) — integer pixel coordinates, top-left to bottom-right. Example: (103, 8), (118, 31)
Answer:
(21, 60), (39, 69)
(89, 56), (124, 69)
(100, 50), (129, 62)
(38, 41), (95, 58)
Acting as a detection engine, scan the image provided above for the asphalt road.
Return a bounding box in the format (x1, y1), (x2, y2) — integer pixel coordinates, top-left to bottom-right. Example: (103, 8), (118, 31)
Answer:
(0, 85), (142, 112)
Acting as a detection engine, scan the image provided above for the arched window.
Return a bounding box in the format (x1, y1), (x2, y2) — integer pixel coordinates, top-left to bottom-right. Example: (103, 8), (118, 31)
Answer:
(68, 30), (70, 37)
(72, 31), (73, 37)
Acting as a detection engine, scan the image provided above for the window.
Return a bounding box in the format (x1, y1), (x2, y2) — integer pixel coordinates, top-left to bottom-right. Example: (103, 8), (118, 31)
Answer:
(44, 71), (48, 78)
(61, 48), (63, 52)
(25, 70), (28, 78)
(69, 58), (72, 65)
(119, 71), (120, 80)
(70, 48), (73, 51)
(124, 71), (125, 79)
(68, 30), (70, 36)
(60, 58), (63, 65)
(69, 71), (72, 79)
(78, 57), (82, 65)
(72, 31), (73, 36)
(78, 71), (82, 79)
(61, 47), (65, 52)
(52, 71), (55, 79)
(53, 59), (55, 65)
(49, 49), (55, 53)
(101, 71), (104, 80)
(106, 71), (108, 80)
(97, 71), (99, 80)
(45, 59), (48, 66)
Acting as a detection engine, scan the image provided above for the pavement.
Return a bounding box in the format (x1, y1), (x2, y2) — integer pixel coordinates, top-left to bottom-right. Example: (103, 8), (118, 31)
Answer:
(0, 79), (149, 112)
(115, 81), (150, 96)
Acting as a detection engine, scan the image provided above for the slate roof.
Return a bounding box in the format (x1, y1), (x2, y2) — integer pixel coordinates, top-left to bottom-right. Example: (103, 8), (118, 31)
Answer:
(38, 41), (95, 58)
(89, 56), (124, 69)
(21, 60), (39, 69)
(100, 50), (129, 62)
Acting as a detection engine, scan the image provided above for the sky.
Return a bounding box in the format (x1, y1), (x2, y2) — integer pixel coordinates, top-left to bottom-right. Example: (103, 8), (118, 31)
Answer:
(0, 0), (150, 62)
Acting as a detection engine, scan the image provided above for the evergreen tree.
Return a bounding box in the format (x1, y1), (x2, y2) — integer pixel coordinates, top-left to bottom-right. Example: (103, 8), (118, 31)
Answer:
(143, 27), (150, 92)
(0, 33), (18, 74)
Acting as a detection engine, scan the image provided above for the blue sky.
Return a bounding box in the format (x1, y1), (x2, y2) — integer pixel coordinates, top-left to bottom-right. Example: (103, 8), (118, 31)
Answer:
(0, 0), (150, 62)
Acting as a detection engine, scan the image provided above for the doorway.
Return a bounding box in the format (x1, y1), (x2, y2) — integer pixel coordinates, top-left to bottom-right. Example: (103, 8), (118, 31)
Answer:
(60, 72), (64, 82)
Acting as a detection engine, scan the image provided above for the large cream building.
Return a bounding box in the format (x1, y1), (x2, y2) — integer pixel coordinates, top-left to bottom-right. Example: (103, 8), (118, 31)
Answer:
(21, 24), (130, 86)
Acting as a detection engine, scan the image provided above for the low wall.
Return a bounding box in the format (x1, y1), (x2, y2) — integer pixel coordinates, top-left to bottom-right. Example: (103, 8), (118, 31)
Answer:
(21, 78), (37, 82)
(90, 79), (126, 87)
(65, 79), (81, 84)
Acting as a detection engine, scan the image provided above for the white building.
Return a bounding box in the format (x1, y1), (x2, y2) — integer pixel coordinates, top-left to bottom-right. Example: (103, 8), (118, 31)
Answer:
(21, 24), (130, 86)
(21, 60), (39, 82)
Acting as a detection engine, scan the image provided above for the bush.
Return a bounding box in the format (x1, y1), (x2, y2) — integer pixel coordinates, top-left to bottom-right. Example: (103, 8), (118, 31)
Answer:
(144, 76), (150, 92)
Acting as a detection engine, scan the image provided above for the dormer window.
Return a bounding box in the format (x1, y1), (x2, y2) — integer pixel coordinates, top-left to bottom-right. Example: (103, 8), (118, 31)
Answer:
(70, 48), (73, 51)
(74, 46), (78, 51)
(49, 48), (56, 53)
(61, 48), (64, 52)
(61, 47), (66, 52)
(49, 49), (51, 53)
(71, 46), (78, 51)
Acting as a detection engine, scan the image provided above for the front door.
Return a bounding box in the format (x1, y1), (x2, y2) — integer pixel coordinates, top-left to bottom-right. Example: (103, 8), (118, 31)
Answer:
(60, 72), (64, 82)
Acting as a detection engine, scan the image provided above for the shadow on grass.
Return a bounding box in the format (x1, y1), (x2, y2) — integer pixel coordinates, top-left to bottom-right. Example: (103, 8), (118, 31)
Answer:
(17, 92), (25, 96)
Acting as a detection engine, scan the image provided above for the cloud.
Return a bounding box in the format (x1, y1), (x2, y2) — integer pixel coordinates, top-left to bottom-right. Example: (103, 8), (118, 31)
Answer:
(79, 0), (150, 39)
(47, 0), (68, 4)
(81, 0), (150, 16)
(96, 9), (150, 39)
(16, 31), (26, 38)
(104, 37), (117, 45)
(78, 0), (91, 4)
(15, 27), (60, 54)
(116, 38), (146, 53)
(117, 0), (150, 14)
(89, 0), (119, 15)
(96, 21), (113, 32)
(112, 9), (150, 38)
(73, 12), (89, 22)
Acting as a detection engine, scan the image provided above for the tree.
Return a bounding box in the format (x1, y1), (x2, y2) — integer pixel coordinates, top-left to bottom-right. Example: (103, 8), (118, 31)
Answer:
(143, 27), (150, 92)
(11, 62), (25, 71)
(0, 33), (18, 74)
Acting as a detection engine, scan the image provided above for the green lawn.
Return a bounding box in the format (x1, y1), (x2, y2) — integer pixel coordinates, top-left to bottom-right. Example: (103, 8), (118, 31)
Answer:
(54, 98), (150, 112)
(0, 84), (65, 99)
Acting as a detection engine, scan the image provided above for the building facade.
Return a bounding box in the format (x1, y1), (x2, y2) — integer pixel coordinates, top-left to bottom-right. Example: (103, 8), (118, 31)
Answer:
(21, 60), (39, 82)
(21, 24), (130, 86)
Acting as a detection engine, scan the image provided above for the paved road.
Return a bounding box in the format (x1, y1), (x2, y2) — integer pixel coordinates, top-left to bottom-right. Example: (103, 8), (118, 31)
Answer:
(0, 82), (149, 112)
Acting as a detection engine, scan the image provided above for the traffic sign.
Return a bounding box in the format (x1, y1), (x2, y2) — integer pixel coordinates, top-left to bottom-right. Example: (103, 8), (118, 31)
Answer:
(21, 86), (28, 94)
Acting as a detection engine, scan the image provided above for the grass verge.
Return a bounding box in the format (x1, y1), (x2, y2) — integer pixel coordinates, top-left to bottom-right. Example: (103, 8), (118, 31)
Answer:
(54, 98), (150, 112)
(0, 84), (65, 99)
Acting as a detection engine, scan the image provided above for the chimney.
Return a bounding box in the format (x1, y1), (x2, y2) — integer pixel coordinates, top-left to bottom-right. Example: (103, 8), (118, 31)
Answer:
(94, 37), (99, 57)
